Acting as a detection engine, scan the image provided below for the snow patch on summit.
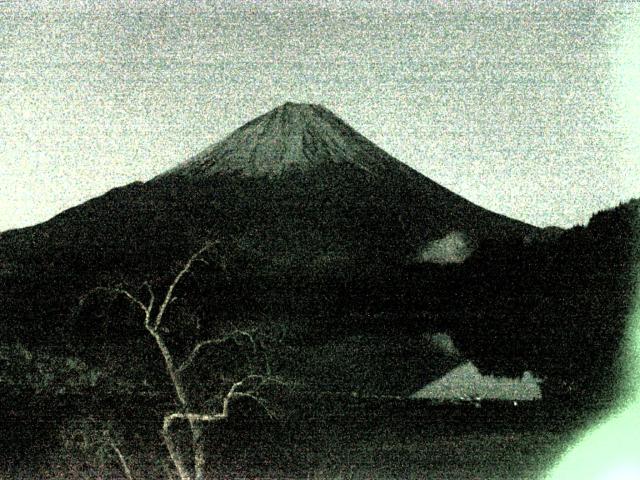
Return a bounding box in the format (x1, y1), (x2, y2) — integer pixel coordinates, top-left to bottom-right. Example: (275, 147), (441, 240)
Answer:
(160, 102), (410, 179)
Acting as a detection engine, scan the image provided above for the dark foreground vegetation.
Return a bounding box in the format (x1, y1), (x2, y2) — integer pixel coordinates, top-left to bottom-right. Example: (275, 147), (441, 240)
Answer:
(1, 392), (599, 479)
(0, 199), (636, 478)
(0, 109), (637, 477)
(446, 198), (639, 403)
(2, 199), (637, 405)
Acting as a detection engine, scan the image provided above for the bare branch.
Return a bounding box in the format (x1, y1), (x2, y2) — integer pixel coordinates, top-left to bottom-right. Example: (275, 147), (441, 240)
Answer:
(176, 329), (258, 373)
(255, 376), (290, 391)
(155, 242), (217, 330)
(164, 411), (225, 426)
(225, 374), (289, 398)
(224, 374), (291, 418)
(161, 415), (192, 480)
(82, 286), (150, 316)
(231, 328), (258, 353)
(145, 323), (189, 406)
(116, 288), (150, 316)
(228, 392), (278, 419)
(162, 372), (289, 459)
(103, 430), (135, 480)
(162, 371), (290, 480)
(193, 257), (211, 267)
(257, 337), (272, 375)
(143, 281), (155, 311)
(177, 338), (227, 374)
(184, 374), (287, 422)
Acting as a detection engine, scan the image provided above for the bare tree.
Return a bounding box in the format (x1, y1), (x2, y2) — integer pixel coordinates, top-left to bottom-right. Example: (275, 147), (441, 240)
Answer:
(81, 242), (285, 480)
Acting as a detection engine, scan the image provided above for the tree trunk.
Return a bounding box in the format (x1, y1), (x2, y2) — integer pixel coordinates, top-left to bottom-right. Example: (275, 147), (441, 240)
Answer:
(163, 415), (194, 480)
(190, 419), (206, 480)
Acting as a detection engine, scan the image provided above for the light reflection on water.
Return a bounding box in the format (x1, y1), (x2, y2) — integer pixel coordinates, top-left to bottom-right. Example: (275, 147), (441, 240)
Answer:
(544, 277), (640, 478)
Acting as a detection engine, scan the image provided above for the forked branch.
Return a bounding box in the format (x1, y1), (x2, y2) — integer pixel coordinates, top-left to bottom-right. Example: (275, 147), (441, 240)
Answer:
(177, 329), (258, 374)
(155, 242), (217, 330)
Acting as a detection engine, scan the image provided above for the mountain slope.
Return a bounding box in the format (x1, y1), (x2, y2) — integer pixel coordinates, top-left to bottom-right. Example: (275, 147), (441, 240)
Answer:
(162, 102), (434, 178)
(1, 103), (537, 297)
(0, 102), (538, 396)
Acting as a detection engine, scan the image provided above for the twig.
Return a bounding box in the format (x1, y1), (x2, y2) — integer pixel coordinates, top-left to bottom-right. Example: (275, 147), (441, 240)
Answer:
(103, 430), (135, 480)
(155, 242), (216, 330)
(176, 329), (258, 373)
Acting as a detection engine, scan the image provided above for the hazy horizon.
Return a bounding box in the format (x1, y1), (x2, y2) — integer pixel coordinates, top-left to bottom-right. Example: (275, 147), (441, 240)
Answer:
(2, 1), (639, 232)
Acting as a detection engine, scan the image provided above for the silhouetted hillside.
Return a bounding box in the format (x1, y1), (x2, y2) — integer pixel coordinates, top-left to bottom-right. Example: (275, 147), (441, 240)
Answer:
(446, 199), (639, 403)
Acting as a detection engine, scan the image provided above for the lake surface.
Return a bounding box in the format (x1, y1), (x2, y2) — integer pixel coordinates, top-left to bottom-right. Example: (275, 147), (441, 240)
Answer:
(0, 393), (609, 479)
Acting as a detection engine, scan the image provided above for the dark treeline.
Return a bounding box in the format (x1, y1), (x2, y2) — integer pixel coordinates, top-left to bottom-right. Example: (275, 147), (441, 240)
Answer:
(446, 199), (639, 403)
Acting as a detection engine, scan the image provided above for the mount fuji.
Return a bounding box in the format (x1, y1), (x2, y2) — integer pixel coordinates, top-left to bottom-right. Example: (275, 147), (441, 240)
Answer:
(0, 102), (539, 396)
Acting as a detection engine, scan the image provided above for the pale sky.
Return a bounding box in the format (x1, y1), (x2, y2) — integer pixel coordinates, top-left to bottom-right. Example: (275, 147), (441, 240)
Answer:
(1, 0), (639, 232)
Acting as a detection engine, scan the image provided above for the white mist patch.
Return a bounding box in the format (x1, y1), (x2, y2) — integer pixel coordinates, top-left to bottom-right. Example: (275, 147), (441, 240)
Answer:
(427, 332), (460, 357)
(418, 231), (474, 264)
(411, 361), (542, 400)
